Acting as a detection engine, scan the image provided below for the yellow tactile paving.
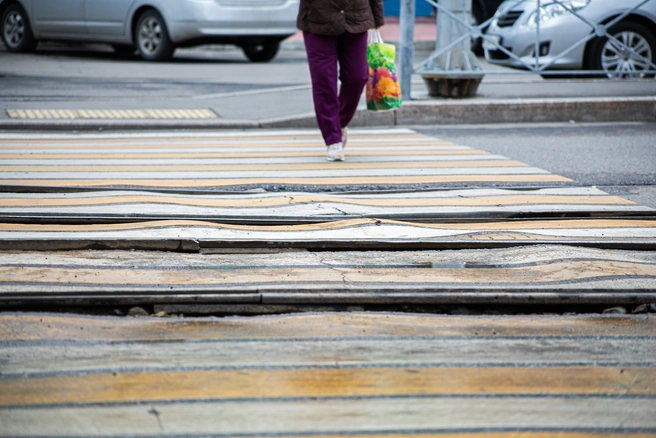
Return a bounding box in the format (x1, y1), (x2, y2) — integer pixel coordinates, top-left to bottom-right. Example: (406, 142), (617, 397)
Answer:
(5, 109), (218, 119)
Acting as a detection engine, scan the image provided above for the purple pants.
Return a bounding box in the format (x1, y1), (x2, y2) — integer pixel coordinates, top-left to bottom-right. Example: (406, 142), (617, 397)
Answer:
(303, 31), (369, 146)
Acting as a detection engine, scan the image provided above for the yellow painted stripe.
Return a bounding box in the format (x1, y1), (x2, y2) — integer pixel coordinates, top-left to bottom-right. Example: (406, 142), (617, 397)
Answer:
(0, 133), (433, 145)
(0, 134), (386, 143)
(1, 218), (653, 232)
(0, 132), (426, 140)
(0, 149), (484, 160)
(2, 261), (654, 286)
(0, 140), (451, 150)
(0, 175), (573, 187)
(2, 313), (653, 342)
(0, 195), (635, 208)
(1, 367), (653, 407)
(0, 160), (528, 172)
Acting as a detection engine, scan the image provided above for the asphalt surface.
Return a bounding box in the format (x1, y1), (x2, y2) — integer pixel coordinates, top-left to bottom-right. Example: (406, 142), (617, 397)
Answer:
(1, 43), (654, 208)
(417, 122), (656, 209)
(1, 43), (655, 129)
(2, 37), (655, 438)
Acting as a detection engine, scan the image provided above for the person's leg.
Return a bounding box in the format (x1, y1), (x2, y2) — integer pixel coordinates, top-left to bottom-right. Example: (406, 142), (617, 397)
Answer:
(303, 31), (342, 146)
(337, 31), (369, 131)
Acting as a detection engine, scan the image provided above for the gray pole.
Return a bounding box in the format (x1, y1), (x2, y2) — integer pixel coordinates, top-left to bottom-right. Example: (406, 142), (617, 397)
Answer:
(399, 0), (415, 101)
(418, 0), (484, 98)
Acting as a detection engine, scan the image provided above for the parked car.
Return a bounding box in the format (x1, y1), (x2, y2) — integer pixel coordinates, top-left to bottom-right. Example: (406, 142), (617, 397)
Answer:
(483, 0), (656, 78)
(474, 0), (507, 23)
(0, 0), (300, 62)
(427, 0), (505, 53)
(472, 0), (506, 53)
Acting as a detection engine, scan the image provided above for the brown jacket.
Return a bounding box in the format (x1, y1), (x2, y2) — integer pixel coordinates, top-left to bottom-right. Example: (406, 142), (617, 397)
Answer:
(297, 0), (385, 36)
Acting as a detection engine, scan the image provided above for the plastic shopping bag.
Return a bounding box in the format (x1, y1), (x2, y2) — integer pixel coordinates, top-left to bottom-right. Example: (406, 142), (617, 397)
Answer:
(366, 29), (402, 111)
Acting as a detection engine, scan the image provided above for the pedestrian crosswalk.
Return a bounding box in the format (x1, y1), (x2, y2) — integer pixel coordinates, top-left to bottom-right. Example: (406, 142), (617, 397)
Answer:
(1, 312), (655, 436)
(0, 129), (652, 223)
(2, 246), (655, 306)
(0, 129), (571, 189)
(1, 123), (655, 438)
(0, 129), (656, 298)
(0, 188), (648, 223)
(2, 218), (656, 251)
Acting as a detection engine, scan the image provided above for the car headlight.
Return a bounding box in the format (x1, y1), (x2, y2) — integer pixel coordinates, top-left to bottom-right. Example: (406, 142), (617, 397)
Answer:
(526, 0), (590, 27)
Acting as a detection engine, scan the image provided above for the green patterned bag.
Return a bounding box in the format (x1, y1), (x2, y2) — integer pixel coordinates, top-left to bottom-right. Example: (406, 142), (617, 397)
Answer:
(366, 29), (402, 111)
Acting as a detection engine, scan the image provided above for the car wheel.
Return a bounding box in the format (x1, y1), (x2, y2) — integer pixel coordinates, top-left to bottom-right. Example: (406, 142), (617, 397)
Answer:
(1, 3), (37, 52)
(135, 10), (174, 61)
(588, 22), (656, 79)
(242, 41), (280, 63)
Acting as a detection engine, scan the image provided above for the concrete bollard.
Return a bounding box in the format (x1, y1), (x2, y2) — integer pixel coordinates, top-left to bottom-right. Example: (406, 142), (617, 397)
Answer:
(418, 0), (484, 98)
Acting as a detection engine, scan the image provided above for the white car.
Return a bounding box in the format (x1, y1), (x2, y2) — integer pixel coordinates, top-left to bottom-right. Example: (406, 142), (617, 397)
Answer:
(483, 0), (656, 78)
(1, 0), (300, 61)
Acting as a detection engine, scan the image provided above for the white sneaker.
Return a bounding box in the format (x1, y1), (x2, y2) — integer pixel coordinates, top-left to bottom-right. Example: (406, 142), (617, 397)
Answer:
(341, 127), (348, 148)
(326, 142), (345, 161)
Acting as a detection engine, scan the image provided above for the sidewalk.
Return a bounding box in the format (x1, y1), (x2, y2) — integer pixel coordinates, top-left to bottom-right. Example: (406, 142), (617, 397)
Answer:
(0, 17), (654, 131)
(279, 16), (655, 128)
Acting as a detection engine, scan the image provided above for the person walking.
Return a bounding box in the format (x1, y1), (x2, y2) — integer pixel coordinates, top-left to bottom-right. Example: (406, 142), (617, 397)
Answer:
(297, 0), (384, 161)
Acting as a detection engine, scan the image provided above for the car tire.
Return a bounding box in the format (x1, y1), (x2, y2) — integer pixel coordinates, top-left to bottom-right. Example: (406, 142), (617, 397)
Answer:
(242, 41), (280, 63)
(135, 10), (174, 62)
(1, 3), (37, 53)
(587, 21), (656, 79)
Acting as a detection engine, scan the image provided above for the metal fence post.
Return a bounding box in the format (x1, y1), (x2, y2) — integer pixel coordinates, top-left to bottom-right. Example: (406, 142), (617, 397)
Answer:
(417, 0), (484, 97)
(399, 0), (416, 101)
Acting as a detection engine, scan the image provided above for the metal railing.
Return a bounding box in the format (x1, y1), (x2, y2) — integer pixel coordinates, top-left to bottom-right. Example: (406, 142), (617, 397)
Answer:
(399, 0), (656, 98)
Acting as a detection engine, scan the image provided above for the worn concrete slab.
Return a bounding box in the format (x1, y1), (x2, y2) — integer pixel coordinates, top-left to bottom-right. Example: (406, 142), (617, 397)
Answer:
(1, 312), (654, 436)
(1, 187), (649, 224)
(1, 245), (655, 306)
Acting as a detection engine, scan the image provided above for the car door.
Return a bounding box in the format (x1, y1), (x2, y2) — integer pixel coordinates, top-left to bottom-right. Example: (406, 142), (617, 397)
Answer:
(29, 0), (85, 36)
(84, 0), (134, 37)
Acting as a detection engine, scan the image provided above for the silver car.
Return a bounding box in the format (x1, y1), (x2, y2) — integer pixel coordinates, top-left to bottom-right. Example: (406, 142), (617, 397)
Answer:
(483, 0), (656, 78)
(1, 0), (300, 61)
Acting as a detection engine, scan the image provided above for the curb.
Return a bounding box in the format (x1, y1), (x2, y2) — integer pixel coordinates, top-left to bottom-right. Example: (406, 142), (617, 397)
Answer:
(394, 96), (656, 125)
(0, 119), (261, 132)
(0, 97), (653, 131)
